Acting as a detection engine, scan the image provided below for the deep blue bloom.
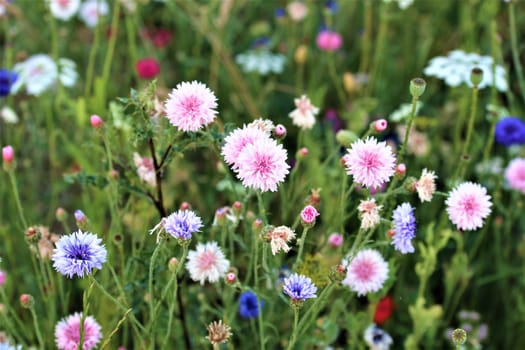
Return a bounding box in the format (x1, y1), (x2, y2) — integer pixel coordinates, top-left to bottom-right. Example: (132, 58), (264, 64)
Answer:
(391, 203), (416, 254)
(494, 117), (525, 147)
(238, 291), (263, 319)
(274, 7), (285, 18)
(251, 37), (270, 49)
(0, 69), (18, 97)
(325, 0), (338, 13)
(283, 273), (317, 301)
(163, 210), (203, 240)
(52, 230), (107, 278)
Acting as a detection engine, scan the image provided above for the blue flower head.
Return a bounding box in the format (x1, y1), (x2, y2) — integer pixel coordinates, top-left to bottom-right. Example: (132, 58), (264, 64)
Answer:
(164, 210), (203, 240)
(52, 230), (107, 278)
(283, 273), (317, 301)
(391, 203), (416, 254)
(494, 116), (525, 147)
(239, 291), (263, 319)
(0, 69), (18, 97)
(274, 7), (285, 18)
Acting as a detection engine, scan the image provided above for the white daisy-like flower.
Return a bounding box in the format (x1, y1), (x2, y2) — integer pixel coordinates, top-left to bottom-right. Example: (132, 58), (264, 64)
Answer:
(79, 0), (109, 28)
(49, 0), (81, 21)
(186, 241), (230, 285)
(266, 226), (296, 255)
(289, 95), (319, 130)
(382, 0), (414, 10)
(342, 249), (389, 296)
(235, 50), (286, 76)
(358, 199), (382, 230)
(415, 168), (437, 202)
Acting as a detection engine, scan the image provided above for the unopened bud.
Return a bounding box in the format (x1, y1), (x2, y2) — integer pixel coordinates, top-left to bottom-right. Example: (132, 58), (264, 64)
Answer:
(90, 115), (103, 129)
(327, 233), (343, 247)
(214, 207), (228, 227)
(25, 227), (41, 244)
(225, 272), (236, 284)
(373, 119), (388, 132)
(300, 205), (319, 228)
(451, 328), (467, 345)
(180, 202), (190, 210)
(56, 207), (68, 222)
(2, 145), (14, 164)
(343, 72), (356, 94)
(336, 130), (357, 147)
(20, 294), (34, 309)
(74, 209), (88, 229)
(273, 124), (287, 139)
(470, 67), (483, 87)
(0, 270), (6, 286)
(252, 218), (263, 234)
(294, 44), (308, 65)
(409, 78), (426, 98)
(109, 169), (119, 179)
(387, 228), (396, 238)
(396, 163), (407, 177)
(232, 201), (242, 215)
(297, 147), (308, 158)
(168, 257), (178, 272)
(329, 264), (346, 282)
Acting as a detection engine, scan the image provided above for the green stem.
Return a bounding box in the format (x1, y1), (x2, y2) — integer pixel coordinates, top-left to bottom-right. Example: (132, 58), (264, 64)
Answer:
(79, 279), (95, 350)
(456, 85), (478, 180)
(84, 13), (102, 97)
(327, 52), (346, 107)
(295, 227), (310, 266)
(257, 293), (266, 350)
(100, 308), (132, 349)
(286, 307), (300, 350)
(148, 239), (164, 331)
(297, 283), (336, 338)
(508, 2), (525, 107)
(8, 171), (28, 228)
(100, 1), (121, 102)
(398, 96), (419, 165)
(30, 307), (45, 350)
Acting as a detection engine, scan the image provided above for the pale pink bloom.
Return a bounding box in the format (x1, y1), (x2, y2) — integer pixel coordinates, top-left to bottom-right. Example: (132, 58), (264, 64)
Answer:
(267, 226), (296, 255)
(505, 158), (525, 194)
(55, 312), (102, 350)
(344, 137), (396, 189)
(358, 198), (382, 230)
(342, 249), (389, 296)
(50, 0), (81, 20)
(289, 95), (319, 130)
(446, 182), (492, 231)
(415, 169), (437, 202)
(164, 81), (218, 132)
(79, 0), (109, 28)
(301, 205), (319, 224)
(236, 137), (290, 192)
(328, 233), (343, 247)
(287, 1), (308, 21)
(221, 126), (270, 170)
(186, 241), (230, 285)
(133, 152), (156, 187)
(248, 118), (275, 134)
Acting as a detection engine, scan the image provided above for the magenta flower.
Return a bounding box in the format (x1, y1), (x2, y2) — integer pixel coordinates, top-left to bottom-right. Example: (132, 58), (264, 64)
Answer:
(55, 312), (102, 350)
(343, 249), (389, 296)
(0, 270), (6, 286)
(316, 30), (343, 52)
(344, 137), (396, 189)
(300, 205), (319, 225)
(235, 137), (290, 192)
(164, 81), (218, 132)
(2, 145), (14, 163)
(445, 182), (492, 231)
(505, 158), (525, 194)
(221, 126), (269, 170)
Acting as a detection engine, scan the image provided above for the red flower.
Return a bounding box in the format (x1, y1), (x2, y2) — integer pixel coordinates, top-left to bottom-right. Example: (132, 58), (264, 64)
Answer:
(136, 58), (160, 79)
(373, 295), (394, 325)
(152, 29), (173, 48)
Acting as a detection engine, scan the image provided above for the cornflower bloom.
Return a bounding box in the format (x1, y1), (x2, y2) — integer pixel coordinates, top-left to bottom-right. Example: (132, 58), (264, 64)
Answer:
(316, 30), (343, 52)
(266, 226), (295, 255)
(358, 199), (382, 230)
(494, 117), (525, 147)
(505, 158), (525, 194)
(186, 241), (230, 285)
(289, 95), (319, 130)
(79, 0), (109, 28)
(300, 205), (319, 226)
(206, 320), (232, 346)
(163, 210), (203, 240)
(415, 169), (437, 202)
(364, 324), (393, 350)
(391, 203), (417, 254)
(49, 0), (81, 20)
(238, 291), (263, 319)
(221, 126), (269, 170)
(283, 273), (317, 302)
(446, 182), (492, 231)
(55, 312), (102, 350)
(343, 249), (389, 296)
(328, 233), (343, 247)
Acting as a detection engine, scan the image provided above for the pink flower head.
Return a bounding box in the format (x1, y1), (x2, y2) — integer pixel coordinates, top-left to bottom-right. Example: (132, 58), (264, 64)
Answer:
(186, 241), (230, 285)
(328, 233), (343, 247)
(316, 30), (343, 52)
(221, 126), (269, 170)
(133, 152), (156, 187)
(301, 205), (320, 225)
(0, 270), (6, 286)
(342, 249), (389, 296)
(273, 124), (287, 139)
(374, 119), (388, 132)
(164, 81), (218, 132)
(446, 182), (492, 231)
(2, 145), (14, 163)
(55, 312), (102, 350)
(90, 114), (103, 129)
(136, 58), (160, 79)
(505, 158), (525, 194)
(415, 168), (437, 202)
(236, 137), (290, 192)
(344, 137), (396, 189)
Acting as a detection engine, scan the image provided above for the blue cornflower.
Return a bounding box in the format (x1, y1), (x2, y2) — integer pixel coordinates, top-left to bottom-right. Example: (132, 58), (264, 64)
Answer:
(364, 324), (393, 349)
(238, 291), (263, 319)
(163, 210), (203, 240)
(275, 7), (286, 18)
(0, 69), (18, 97)
(325, 0), (338, 14)
(283, 273), (317, 301)
(494, 117), (525, 147)
(391, 203), (416, 254)
(52, 230), (107, 278)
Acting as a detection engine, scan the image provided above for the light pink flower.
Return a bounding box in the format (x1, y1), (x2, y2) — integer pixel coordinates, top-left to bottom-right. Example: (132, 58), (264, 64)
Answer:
(505, 158), (525, 194)
(236, 137), (289, 192)
(186, 241), (230, 285)
(301, 205), (319, 225)
(90, 114), (103, 129)
(50, 0), (81, 20)
(164, 81), (218, 132)
(415, 169), (437, 202)
(221, 126), (269, 170)
(79, 0), (109, 28)
(358, 198), (382, 229)
(328, 233), (343, 247)
(2, 145), (14, 163)
(342, 249), (389, 296)
(344, 137), (396, 189)
(267, 226), (296, 255)
(55, 312), (102, 350)
(287, 1), (308, 21)
(446, 182), (492, 231)
(289, 95), (319, 130)
(133, 152), (156, 187)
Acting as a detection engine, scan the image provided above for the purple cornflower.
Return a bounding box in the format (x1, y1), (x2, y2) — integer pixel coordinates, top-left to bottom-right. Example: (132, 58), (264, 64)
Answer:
(283, 273), (317, 302)
(238, 291), (263, 319)
(52, 230), (107, 278)
(0, 69), (17, 97)
(494, 117), (525, 147)
(163, 210), (203, 240)
(391, 203), (416, 254)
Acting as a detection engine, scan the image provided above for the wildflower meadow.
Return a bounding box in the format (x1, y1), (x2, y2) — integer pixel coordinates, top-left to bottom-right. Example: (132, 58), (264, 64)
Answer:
(1, 0), (525, 349)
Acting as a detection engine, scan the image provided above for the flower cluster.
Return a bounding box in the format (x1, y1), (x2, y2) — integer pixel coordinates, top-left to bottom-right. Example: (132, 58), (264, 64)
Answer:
(235, 50), (286, 75)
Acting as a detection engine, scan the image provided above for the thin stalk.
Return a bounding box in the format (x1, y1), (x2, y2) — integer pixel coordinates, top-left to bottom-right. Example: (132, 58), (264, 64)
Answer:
(84, 14), (102, 97)
(327, 52), (346, 107)
(149, 137), (167, 217)
(456, 85), (479, 180)
(295, 227), (310, 266)
(79, 279), (95, 350)
(297, 283), (336, 337)
(398, 95), (419, 165)
(100, 1), (121, 102)
(29, 307), (45, 350)
(8, 171), (28, 228)
(148, 239), (164, 330)
(508, 2), (525, 106)
(101, 308), (132, 349)
(286, 307), (300, 350)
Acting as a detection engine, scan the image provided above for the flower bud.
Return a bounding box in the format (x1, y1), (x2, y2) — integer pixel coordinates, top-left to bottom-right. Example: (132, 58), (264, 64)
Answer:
(343, 72), (356, 94)
(0, 270), (6, 286)
(180, 202), (190, 210)
(470, 67), (483, 87)
(451, 328), (467, 345)
(327, 233), (343, 247)
(300, 205), (319, 227)
(56, 207), (68, 222)
(297, 147), (308, 158)
(335, 130), (357, 147)
(329, 264), (346, 282)
(168, 257), (178, 272)
(74, 209), (88, 229)
(395, 163), (407, 177)
(90, 115), (103, 129)
(214, 207), (228, 227)
(387, 228), (396, 238)
(20, 294), (34, 309)
(294, 44), (308, 65)
(25, 227), (41, 244)
(2, 145), (14, 164)
(373, 119), (388, 132)
(225, 272), (236, 284)
(232, 201), (242, 216)
(409, 78), (426, 98)
(252, 219), (263, 234)
(273, 124), (287, 139)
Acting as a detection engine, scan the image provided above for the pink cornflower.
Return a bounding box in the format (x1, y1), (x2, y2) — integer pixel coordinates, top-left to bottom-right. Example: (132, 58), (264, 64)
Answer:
(55, 312), (102, 350)
(415, 168), (437, 202)
(236, 137), (290, 192)
(266, 226), (296, 255)
(135, 58), (160, 79)
(2, 145), (14, 163)
(186, 241), (230, 285)
(221, 126), (269, 170)
(505, 158), (525, 194)
(344, 137), (396, 189)
(316, 30), (343, 52)
(446, 182), (492, 231)
(133, 152), (156, 187)
(358, 198), (382, 230)
(300, 205), (319, 225)
(289, 95), (319, 130)
(328, 233), (343, 247)
(164, 81), (218, 132)
(342, 249), (389, 296)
